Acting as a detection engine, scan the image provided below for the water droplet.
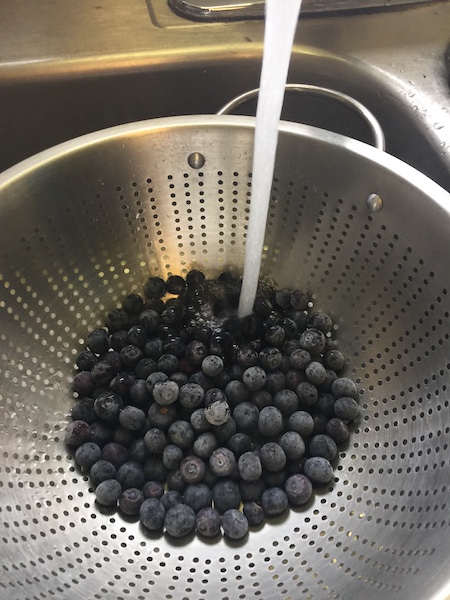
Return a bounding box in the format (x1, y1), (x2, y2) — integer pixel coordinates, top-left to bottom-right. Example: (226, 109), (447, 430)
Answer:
(433, 123), (444, 131)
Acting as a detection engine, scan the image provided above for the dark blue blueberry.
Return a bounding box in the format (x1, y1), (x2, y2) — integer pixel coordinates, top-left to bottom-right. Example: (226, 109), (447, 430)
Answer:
(95, 479), (122, 506)
(264, 324), (285, 348)
(122, 293), (144, 315)
(287, 411), (314, 437)
(143, 456), (169, 483)
(120, 344), (143, 369)
(304, 456), (334, 484)
(324, 349), (345, 372)
(161, 306), (183, 328)
(184, 483), (212, 512)
(166, 275), (186, 295)
(65, 420), (91, 447)
(201, 355), (224, 378)
(164, 503), (196, 538)
(152, 380), (179, 405)
(232, 402), (259, 432)
(190, 408), (211, 433)
(89, 459), (117, 485)
(204, 399), (231, 426)
(87, 329), (110, 355)
(279, 316), (298, 339)
(145, 371), (169, 395)
(309, 434), (338, 462)
(316, 392), (335, 419)
(204, 387), (227, 407)
(299, 328), (326, 355)
(243, 502), (265, 526)
(101, 442), (129, 468)
(178, 383), (205, 409)
(160, 490), (183, 511)
(283, 339), (301, 356)
(119, 487), (144, 515)
(317, 369), (338, 393)
(193, 432), (218, 459)
(251, 389), (272, 410)
(186, 339), (208, 367)
(258, 347), (283, 371)
(157, 353), (179, 375)
(258, 406), (284, 437)
(106, 308), (129, 332)
(142, 480), (165, 500)
(261, 487), (288, 516)
(110, 330), (129, 351)
(227, 433), (252, 457)
(279, 431), (305, 460)
(260, 442), (286, 472)
(224, 380), (249, 407)
(331, 378), (358, 399)
(284, 474), (313, 506)
(139, 309), (162, 333)
(72, 371), (95, 397)
(128, 438), (149, 464)
(284, 369), (305, 391)
(305, 361), (327, 386)
(264, 371), (286, 395)
(242, 366), (266, 391)
(119, 406), (146, 431)
(313, 412), (329, 435)
(140, 497), (166, 530)
(170, 371), (189, 388)
(326, 417), (349, 444)
(212, 479), (241, 513)
(262, 469), (287, 488)
(148, 402), (178, 430)
(102, 350), (123, 372)
(112, 424), (135, 447)
(236, 345), (259, 369)
(71, 397), (96, 424)
(239, 478), (265, 503)
(238, 451), (262, 482)
(221, 508), (249, 540)
(273, 388), (299, 416)
(162, 444), (184, 470)
(209, 447), (236, 477)
(109, 372), (134, 398)
(189, 370), (214, 391)
(144, 297), (166, 313)
(130, 379), (151, 406)
(94, 391), (123, 422)
(75, 442), (102, 470)
(143, 276), (166, 299)
(127, 325), (148, 347)
(274, 288), (290, 309)
(253, 296), (273, 318)
(289, 348), (312, 370)
(166, 468), (186, 492)
(186, 269), (205, 287)
(196, 506), (221, 537)
(288, 310), (308, 333)
(76, 350), (98, 371)
(144, 338), (164, 361)
(308, 311), (333, 334)
(116, 461), (145, 490)
(290, 289), (309, 311)
(296, 381), (319, 407)
(168, 420), (195, 449)
(333, 396), (359, 421)
(144, 428), (167, 454)
(89, 420), (113, 446)
(180, 455), (206, 484)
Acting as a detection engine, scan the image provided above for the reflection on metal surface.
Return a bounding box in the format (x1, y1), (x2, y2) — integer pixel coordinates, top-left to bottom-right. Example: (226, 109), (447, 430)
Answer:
(169, 0), (440, 20)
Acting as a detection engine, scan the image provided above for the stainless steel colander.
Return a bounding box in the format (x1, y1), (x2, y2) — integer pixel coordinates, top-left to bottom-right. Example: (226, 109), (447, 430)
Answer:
(1, 107), (450, 600)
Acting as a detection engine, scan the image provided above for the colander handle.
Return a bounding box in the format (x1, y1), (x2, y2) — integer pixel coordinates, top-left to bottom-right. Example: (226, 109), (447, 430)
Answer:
(217, 84), (385, 151)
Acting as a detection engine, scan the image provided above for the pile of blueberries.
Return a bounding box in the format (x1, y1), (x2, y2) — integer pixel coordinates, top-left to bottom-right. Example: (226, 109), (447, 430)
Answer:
(65, 270), (360, 540)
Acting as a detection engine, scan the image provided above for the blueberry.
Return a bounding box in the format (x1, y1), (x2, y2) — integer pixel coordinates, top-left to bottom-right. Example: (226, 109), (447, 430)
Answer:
(116, 461), (145, 490)
(316, 392), (335, 419)
(331, 377), (358, 399)
(144, 456), (169, 483)
(166, 468), (186, 492)
(279, 431), (305, 460)
(71, 398), (97, 424)
(287, 412), (313, 439)
(76, 350), (98, 371)
(190, 408), (212, 433)
(204, 399), (231, 426)
(299, 328), (326, 355)
(65, 420), (91, 447)
(157, 353), (179, 375)
(111, 330), (129, 351)
(152, 380), (179, 406)
(166, 275), (186, 295)
(180, 455), (206, 484)
(243, 502), (265, 526)
(212, 478), (241, 512)
(296, 381), (318, 407)
(189, 370), (214, 391)
(222, 509), (249, 540)
(242, 366), (267, 391)
(251, 389), (272, 410)
(128, 438), (149, 464)
(142, 480), (165, 500)
(289, 348), (312, 370)
(326, 417), (349, 444)
(317, 369), (338, 393)
(262, 469), (287, 488)
(260, 442), (286, 472)
(75, 442), (102, 469)
(232, 402), (259, 432)
(89, 459), (117, 485)
(109, 372), (134, 398)
(313, 412), (329, 435)
(284, 369), (306, 391)
(101, 442), (129, 468)
(333, 396), (359, 421)
(184, 483), (212, 512)
(238, 452), (262, 482)
(160, 490), (183, 511)
(305, 361), (327, 386)
(258, 406), (284, 437)
(196, 506), (222, 538)
(224, 380), (249, 406)
(284, 474), (313, 506)
(204, 387), (227, 407)
(72, 371), (95, 397)
(127, 325), (148, 347)
(170, 371), (189, 388)
(168, 420), (195, 449)
(186, 340), (208, 367)
(122, 293), (144, 315)
(253, 295), (273, 318)
(87, 329), (110, 355)
(106, 308), (129, 332)
(120, 344), (143, 369)
(164, 503), (196, 538)
(227, 433), (252, 457)
(143, 276), (166, 299)
(119, 406), (146, 431)
(236, 345), (259, 368)
(261, 487), (288, 516)
(290, 289), (309, 311)
(201, 355), (224, 378)
(324, 349), (345, 372)
(239, 478), (266, 503)
(119, 487), (144, 515)
(144, 428), (168, 454)
(148, 402), (178, 430)
(193, 432), (218, 459)
(264, 371), (286, 395)
(273, 389), (299, 417)
(279, 316), (298, 339)
(112, 424), (135, 447)
(209, 447), (236, 477)
(94, 391), (123, 422)
(274, 288), (290, 309)
(308, 311), (333, 333)
(95, 479), (122, 506)
(139, 309), (162, 333)
(102, 351), (123, 373)
(186, 269), (205, 287)
(309, 434), (338, 461)
(304, 456), (334, 484)
(129, 379), (151, 406)
(144, 297), (165, 314)
(264, 324), (285, 348)
(162, 444), (184, 470)
(140, 497), (166, 530)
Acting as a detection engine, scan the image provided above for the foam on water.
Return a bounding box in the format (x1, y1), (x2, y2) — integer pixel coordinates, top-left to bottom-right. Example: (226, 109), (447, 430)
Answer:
(237, 0), (303, 318)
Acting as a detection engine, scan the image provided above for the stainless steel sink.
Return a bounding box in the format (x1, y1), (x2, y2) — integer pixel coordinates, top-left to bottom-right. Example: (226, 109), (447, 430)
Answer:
(1, 0), (450, 192)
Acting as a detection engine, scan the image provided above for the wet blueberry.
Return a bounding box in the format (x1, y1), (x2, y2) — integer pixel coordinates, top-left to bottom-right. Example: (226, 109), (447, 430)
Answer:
(143, 276), (166, 299)
(94, 391), (123, 422)
(87, 329), (110, 355)
(65, 420), (91, 447)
